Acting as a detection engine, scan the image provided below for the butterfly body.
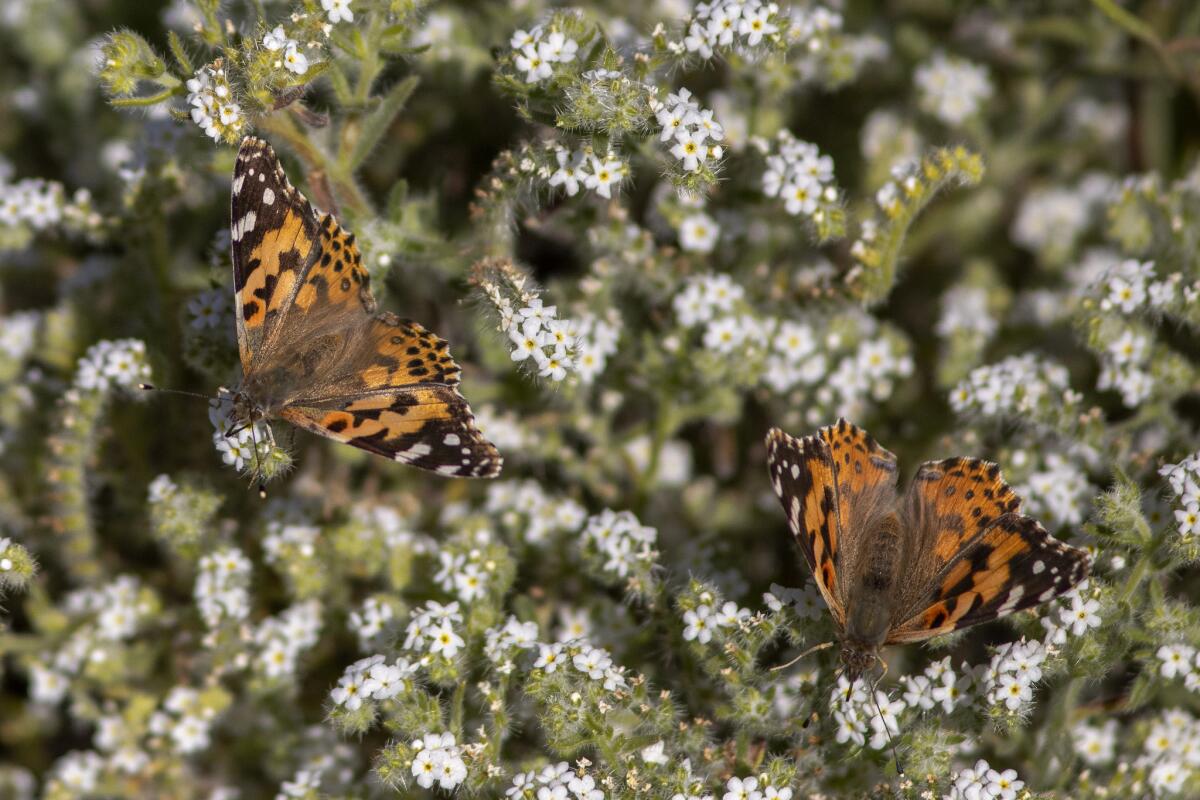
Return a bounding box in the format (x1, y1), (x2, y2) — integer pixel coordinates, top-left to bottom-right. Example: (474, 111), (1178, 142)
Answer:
(227, 137), (501, 478)
(766, 419), (1090, 683)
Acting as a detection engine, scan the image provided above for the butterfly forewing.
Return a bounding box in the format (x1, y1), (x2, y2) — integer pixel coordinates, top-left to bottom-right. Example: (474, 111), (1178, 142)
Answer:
(231, 137), (321, 369)
(765, 427), (847, 625)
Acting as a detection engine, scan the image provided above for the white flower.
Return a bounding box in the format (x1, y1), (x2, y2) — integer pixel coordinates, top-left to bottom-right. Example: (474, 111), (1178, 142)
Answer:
(1176, 504), (1200, 538)
(411, 748), (440, 789)
(679, 213), (720, 253)
(515, 44), (552, 82)
(1062, 594), (1102, 636)
(549, 148), (584, 196)
(1159, 644), (1197, 679)
(321, 0), (353, 24)
(538, 31), (577, 63)
(641, 740), (668, 764)
(739, 7), (778, 45)
(283, 44), (309, 75)
(585, 154), (625, 198)
(723, 776), (762, 800)
(682, 604), (715, 644)
(428, 622), (465, 659)
(671, 129), (708, 172)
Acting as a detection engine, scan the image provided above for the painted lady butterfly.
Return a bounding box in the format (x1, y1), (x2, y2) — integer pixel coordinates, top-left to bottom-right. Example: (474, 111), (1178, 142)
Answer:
(766, 420), (1089, 682)
(226, 137), (501, 478)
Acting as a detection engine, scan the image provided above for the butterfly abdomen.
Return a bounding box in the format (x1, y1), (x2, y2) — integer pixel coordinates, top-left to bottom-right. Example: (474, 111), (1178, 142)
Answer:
(845, 512), (904, 648)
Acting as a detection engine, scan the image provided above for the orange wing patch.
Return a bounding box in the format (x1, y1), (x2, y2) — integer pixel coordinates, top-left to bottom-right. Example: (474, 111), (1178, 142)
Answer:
(280, 386), (501, 477)
(766, 427), (847, 626)
(358, 313), (462, 389)
(886, 514), (1090, 644)
(231, 137), (320, 367)
(905, 457), (1023, 568)
(294, 214), (374, 315)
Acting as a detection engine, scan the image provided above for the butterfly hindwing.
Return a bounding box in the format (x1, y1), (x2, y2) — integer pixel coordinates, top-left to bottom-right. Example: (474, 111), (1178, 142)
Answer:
(766, 427), (847, 625)
(231, 137), (321, 368)
(887, 513), (1090, 643)
(280, 385), (501, 477)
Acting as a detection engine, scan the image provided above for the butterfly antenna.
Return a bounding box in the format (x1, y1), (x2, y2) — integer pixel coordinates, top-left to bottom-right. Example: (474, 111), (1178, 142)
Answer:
(248, 421), (267, 499)
(139, 383), (211, 401)
(770, 640), (834, 672)
(870, 679), (904, 776)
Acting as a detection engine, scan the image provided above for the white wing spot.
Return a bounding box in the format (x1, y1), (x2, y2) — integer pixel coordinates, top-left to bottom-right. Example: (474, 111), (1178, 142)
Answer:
(438, 465), (461, 475)
(262, 187), (275, 206)
(791, 464), (800, 479)
(394, 443), (433, 462)
(259, 173), (266, 182)
(1032, 560), (1045, 574)
(232, 210), (257, 242)
(443, 433), (460, 446)
(997, 585), (1026, 614)
(232, 175), (245, 194)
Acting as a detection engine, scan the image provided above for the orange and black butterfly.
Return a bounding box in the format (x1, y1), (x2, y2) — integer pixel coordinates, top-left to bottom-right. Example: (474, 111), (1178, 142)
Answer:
(766, 419), (1088, 681)
(225, 137), (501, 478)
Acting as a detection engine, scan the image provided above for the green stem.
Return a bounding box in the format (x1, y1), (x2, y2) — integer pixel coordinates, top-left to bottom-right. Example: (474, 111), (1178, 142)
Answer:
(450, 679), (466, 740)
(257, 113), (373, 219)
(1117, 553), (1154, 606)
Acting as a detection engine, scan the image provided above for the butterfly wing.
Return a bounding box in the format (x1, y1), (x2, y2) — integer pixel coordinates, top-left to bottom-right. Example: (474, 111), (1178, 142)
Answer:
(280, 384), (501, 478)
(231, 137), (322, 369)
(765, 427), (848, 626)
(885, 512), (1090, 643)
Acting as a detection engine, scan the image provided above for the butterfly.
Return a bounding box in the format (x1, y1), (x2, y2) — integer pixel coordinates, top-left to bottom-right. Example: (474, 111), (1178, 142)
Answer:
(225, 136), (501, 478)
(765, 419), (1089, 682)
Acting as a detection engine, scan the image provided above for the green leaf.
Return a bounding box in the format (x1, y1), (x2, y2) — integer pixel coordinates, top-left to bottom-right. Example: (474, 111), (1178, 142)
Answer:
(167, 30), (193, 76)
(345, 75), (420, 172)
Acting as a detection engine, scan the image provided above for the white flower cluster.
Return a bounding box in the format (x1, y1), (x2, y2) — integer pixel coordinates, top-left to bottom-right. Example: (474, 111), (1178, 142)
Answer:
(1157, 643), (1200, 691)
(195, 546), (252, 628)
(263, 521), (319, 568)
(1016, 453), (1091, 528)
(1011, 178), (1109, 259)
(506, 761), (609, 800)
(47, 751), (104, 795)
(510, 24), (578, 83)
(681, 601), (751, 644)
(830, 677), (905, 751)
(981, 639), (1048, 715)
(759, 130), (839, 222)
(1138, 709), (1200, 796)
(501, 298), (577, 382)
(485, 479), (587, 544)
(949, 354), (1076, 418)
(186, 63), (244, 142)
(572, 312), (620, 384)
(483, 615), (539, 674)
(148, 686), (220, 754)
(546, 145), (628, 199)
(0, 536), (17, 573)
(943, 758), (1024, 800)
(914, 51), (994, 126)
(656, 88), (725, 174)
(720, 774), (794, 800)
(348, 596), (396, 649)
(1039, 581), (1102, 644)
(673, 0), (785, 59)
(410, 732), (469, 790)
(254, 600), (323, 679)
(434, 542), (500, 603)
(763, 582), (826, 620)
(1097, 257), (1184, 314)
(674, 273), (745, 328)
(472, 404), (531, 453)
(532, 640), (629, 692)
(762, 319), (820, 393)
(330, 654), (417, 710)
(1161, 451), (1200, 539)
(93, 713), (150, 775)
(209, 394), (273, 473)
(580, 509), (658, 578)
(67, 575), (154, 642)
(403, 600), (466, 660)
(936, 285), (997, 339)
(262, 25), (310, 75)
(74, 338), (151, 393)
(0, 177), (93, 234)
(819, 337), (914, 421)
